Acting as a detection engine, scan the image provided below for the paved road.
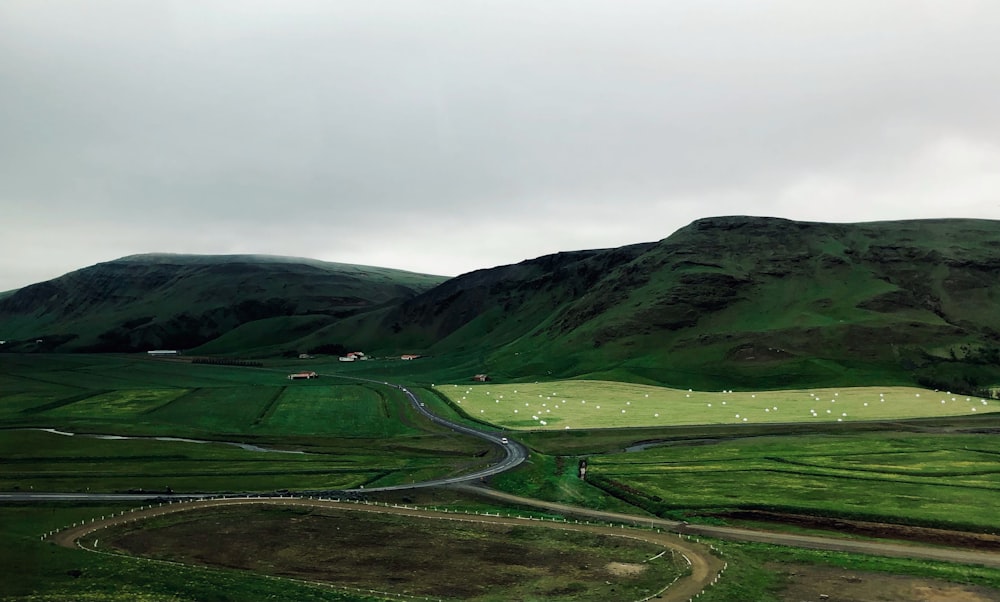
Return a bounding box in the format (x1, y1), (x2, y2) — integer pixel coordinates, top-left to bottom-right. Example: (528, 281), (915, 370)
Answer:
(344, 382), (527, 492)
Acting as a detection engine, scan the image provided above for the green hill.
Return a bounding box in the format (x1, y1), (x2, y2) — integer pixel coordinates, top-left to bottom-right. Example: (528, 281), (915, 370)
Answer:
(0, 254), (447, 353)
(301, 217), (1000, 391)
(4, 218), (999, 392)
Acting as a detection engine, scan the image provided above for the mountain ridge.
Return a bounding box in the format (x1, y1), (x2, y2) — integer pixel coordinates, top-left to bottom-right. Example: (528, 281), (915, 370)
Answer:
(2, 217), (999, 392)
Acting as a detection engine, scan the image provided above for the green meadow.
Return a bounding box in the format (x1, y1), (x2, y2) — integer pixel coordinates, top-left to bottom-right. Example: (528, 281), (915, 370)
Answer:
(0, 503), (374, 602)
(438, 380), (994, 430)
(5, 354), (1000, 600)
(0, 355), (496, 493)
(586, 432), (1000, 532)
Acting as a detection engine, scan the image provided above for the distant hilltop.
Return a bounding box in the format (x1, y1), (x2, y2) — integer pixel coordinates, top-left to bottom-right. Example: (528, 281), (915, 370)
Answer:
(2, 217), (999, 394)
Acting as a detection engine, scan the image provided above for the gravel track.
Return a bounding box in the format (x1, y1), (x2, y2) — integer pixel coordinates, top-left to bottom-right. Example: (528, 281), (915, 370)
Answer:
(49, 496), (724, 602)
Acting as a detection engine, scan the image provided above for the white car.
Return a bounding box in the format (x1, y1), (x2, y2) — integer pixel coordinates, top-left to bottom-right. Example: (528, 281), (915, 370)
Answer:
(500, 437), (509, 444)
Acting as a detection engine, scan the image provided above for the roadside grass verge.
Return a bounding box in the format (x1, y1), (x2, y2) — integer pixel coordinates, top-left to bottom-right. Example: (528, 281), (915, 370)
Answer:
(488, 450), (653, 516)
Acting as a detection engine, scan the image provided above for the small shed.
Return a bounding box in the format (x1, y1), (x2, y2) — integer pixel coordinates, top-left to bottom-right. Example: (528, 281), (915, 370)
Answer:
(472, 374), (490, 382)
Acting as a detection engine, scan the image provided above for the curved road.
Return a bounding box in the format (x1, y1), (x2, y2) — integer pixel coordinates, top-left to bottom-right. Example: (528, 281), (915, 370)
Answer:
(347, 382), (527, 492)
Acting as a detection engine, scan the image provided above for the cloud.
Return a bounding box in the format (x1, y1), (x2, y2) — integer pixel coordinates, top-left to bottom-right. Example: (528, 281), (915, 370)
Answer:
(1, 0), (999, 290)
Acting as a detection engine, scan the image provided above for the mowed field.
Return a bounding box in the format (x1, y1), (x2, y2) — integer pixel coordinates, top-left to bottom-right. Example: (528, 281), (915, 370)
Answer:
(587, 431), (1000, 533)
(438, 380), (995, 430)
(0, 354), (422, 438)
(0, 355), (495, 493)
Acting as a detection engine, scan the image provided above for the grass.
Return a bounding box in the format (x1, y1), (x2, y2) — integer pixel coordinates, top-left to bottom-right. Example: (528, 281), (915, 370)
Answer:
(0, 430), (428, 493)
(0, 355), (499, 494)
(258, 383), (417, 438)
(693, 539), (1000, 602)
(0, 503), (376, 601)
(487, 449), (654, 516)
(5, 354), (1000, 598)
(586, 431), (1000, 532)
(436, 380), (995, 430)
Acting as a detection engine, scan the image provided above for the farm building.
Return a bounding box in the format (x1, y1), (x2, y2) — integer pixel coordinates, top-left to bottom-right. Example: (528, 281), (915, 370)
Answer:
(287, 371), (318, 380)
(400, 354), (421, 360)
(147, 350), (180, 357)
(339, 351), (367, 362)
(472, 374), (490, 382)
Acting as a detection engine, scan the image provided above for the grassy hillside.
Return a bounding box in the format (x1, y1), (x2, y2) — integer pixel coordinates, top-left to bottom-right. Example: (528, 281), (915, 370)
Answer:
(0, 254), (447, 353)
(5, 217), (999, 392)
(301, 217), (1000, 392)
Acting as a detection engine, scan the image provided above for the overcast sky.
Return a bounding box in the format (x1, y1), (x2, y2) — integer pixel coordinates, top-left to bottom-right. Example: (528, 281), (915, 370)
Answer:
(2, 1), (999, 291)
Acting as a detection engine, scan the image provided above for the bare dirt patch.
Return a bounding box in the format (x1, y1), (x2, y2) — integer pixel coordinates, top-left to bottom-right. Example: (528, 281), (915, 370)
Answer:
(772, 563), (1000, 602)
(99, 504), (682, 601)
(606, 562), (647, 577)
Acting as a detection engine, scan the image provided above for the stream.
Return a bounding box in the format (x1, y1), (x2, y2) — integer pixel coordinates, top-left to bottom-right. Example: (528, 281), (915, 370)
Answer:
(21, 428), (308, 454)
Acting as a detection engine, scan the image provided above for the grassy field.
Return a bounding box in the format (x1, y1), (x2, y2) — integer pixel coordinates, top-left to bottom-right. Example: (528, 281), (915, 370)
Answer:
(0, 355), (499, 493)
(695, 539), (1000, 602)
(0, 503), (378, 602)
(1, 354), (430, 439)
(258, 384), (414, 438)
(0, 429), (469, 493)
(585, 431), (1000, 533)
(437, 380), (995, 430)
(5, 354), (1000, 599)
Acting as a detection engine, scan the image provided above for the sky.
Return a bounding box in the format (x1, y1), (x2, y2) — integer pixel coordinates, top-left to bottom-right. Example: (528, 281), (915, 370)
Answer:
(2, 1), (999, 291)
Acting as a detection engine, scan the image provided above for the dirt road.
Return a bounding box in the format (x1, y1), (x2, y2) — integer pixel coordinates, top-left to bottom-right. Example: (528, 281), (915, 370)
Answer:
(50, 496), (725, 602)
(454, 485), (1000, 570)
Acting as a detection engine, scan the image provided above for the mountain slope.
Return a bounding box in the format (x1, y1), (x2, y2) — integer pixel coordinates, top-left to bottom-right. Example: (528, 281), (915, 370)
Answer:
(4, 218), (998, 392)
(0, 254), (447, 352)
(302, 216), (1000, 390)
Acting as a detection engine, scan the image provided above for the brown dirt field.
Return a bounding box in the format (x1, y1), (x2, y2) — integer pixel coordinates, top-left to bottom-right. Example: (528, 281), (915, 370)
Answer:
(771, 563), (1000, 602)
(59, 499), (701, 601)
(102, 505), (678, 600)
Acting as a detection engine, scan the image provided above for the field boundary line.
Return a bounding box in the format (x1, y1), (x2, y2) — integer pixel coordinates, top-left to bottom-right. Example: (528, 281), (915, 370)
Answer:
(251, 386), (285, 426)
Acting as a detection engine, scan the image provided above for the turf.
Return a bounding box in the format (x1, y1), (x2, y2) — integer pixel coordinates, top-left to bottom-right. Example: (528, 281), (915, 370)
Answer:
(437, 380), (994, 430)
(586, 431), (1000, 532)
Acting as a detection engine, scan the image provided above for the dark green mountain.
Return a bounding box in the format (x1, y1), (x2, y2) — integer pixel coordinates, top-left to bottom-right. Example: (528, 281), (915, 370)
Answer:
(301, 216), (1000, 391)
(3, 218), (999, 392)
(0, 254), (447, 353)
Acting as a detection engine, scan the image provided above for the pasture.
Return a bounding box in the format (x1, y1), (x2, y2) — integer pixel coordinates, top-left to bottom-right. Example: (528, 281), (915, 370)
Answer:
(0, 429), (480, 493)
(587, 432), (1000, 533)
(438, 380), (994, 430)
(0, 354), (429, 439)
(0, 355), (497, 493)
